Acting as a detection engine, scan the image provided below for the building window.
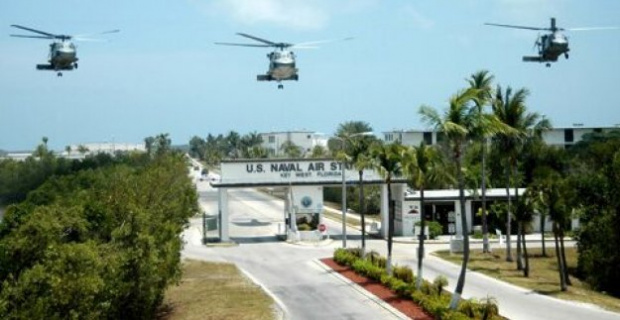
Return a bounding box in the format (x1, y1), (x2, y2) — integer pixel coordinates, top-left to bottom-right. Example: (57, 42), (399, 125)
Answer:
(564, 129), (574, 143)
(385, 133), (393, 141)
(437, 132), (445, 143)
(423, 132), (432, 145)
(307, 135), (311, 139)
(594, 128), (602, 133)
(268, 136), (275, 143)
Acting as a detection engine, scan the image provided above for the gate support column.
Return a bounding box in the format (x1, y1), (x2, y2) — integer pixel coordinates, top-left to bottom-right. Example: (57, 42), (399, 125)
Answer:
(218, 187), (229, 242)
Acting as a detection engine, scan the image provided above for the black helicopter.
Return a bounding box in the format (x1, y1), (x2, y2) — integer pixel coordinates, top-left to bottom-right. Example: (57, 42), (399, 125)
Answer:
(216, 33), (352, 89)
(10, 24), (119, 76)
(485, 18), (617, 67)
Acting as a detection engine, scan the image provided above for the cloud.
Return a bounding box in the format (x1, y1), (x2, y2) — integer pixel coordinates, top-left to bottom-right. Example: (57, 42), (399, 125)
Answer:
(205, 0), (330, 30)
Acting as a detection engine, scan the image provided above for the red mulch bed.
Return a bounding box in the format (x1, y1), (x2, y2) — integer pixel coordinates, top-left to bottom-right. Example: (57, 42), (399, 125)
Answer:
(320, 258), (434, 320)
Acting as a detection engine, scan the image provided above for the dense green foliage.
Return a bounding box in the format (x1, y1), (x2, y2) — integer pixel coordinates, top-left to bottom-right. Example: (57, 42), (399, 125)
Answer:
(0, 145), (198, 319)
(568, 131), (620, 296)
(189, 131), (266, 165)
(333, 248), (502, 320)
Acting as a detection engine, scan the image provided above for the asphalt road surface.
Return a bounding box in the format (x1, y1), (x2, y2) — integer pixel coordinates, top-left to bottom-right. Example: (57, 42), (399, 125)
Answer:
(183, 178), (620, 320)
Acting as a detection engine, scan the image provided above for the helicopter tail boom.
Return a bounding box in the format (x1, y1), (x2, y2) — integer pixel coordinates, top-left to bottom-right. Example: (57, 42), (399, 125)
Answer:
(522, 56), (544, 62)
(36, 64), (74, 71)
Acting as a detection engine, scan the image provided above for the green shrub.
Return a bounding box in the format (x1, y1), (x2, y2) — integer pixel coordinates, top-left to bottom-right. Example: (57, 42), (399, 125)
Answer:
(433, 275), (449, 295)
(352, 259), (384, 281)
(333, 248), (357, 266)
(415, 221), (444, 239)
(367, 251), (387, 269)
(480, 297), (500, 320)
(443, 311), (473, 320)
(393, 265), (414, 283)
(457, 298), (480, 318)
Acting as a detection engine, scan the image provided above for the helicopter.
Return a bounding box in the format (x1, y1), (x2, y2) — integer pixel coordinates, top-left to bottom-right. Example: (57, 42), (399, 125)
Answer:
(215, 33), (352, 89)
(10, 24), (119, 76)
(485, 18), (617, 67)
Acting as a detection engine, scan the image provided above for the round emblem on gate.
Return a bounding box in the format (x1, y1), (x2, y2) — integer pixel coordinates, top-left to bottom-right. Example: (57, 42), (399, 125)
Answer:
(301, 196), (312, 208)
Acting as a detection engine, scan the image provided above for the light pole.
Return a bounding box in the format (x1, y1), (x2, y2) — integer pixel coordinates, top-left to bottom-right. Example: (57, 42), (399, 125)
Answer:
(333, 131), (373, 248)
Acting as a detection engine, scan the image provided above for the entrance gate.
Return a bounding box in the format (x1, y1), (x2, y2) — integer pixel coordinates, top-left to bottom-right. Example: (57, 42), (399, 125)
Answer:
(210, 158), (407, 242)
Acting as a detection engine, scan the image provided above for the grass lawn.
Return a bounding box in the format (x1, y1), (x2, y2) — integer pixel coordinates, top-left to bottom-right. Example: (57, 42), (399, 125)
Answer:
(159, 260), (278, 320)
(434, 247), (620, 313)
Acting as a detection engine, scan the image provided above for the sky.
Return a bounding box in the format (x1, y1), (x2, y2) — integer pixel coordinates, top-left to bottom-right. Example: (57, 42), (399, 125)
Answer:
(1, 0), (619, 151)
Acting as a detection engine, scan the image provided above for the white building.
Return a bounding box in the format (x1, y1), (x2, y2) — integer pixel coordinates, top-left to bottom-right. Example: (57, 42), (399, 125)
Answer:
(259, 131), (328, 157)
(383, 124), (620, 149)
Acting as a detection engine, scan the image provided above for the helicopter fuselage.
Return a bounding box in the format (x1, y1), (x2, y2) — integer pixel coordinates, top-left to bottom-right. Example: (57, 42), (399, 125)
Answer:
(539, 32), (569, 61)
(260, 50), (298, 82)
(41, 41), (78, 71)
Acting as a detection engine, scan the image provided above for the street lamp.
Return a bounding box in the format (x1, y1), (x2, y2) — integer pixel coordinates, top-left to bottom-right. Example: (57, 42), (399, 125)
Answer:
(333, 131), (374, 248)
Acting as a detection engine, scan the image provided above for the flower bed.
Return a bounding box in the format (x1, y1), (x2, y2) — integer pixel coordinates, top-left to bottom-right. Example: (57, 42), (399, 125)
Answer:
(329, 248), (503, 320)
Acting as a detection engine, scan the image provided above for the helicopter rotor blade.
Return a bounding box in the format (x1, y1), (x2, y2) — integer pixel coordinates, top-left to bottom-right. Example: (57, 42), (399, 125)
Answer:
(484, 23), (547, 31)
(566, 27), (619, 31)
(10, 24), (57, 38)
(74, 29), (120, 39)
(214, 42), (271, 48)
(292, 37), (354, 48)
(73, 37), (108, 42)
(10, 34), (54, 40)
(235, 33), (278, 46)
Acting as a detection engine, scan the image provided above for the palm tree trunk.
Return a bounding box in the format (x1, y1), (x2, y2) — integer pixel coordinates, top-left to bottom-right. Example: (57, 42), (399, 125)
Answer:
(416, 188), (426, 290)
(481, 138), (490, 253)
(553, 222), (567, 291)
(359, 170), (366, 259)
(516, 221), (523, 270)
(540, 211), (547, 257)
(514, 175), (523, 270)
(386, 182), (394, 276)
(522, 222), (530, 277)
(505, 164), (513, 262)
(450, 151), (470, 310)
(559, 227), (572, 286)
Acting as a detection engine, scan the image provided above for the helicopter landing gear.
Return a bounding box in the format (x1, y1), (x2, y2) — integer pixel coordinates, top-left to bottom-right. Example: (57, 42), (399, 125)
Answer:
(74, 63), (78, 69)
(545, 63), (551, 67)
(278, 84), (284, 89)
(565, 53), (569, 59)
(57, 72), (63, 77)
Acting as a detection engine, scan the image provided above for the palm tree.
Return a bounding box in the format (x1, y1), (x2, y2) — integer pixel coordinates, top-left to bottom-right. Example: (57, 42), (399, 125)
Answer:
(351, 141), (375, 258)
(516, 190), (535, 277)
(280, 140), (302, 158)
(492, 85), (550, 263)
(370, 141), (404, 276)
(335, 121), (375, 257)
(401, 142), (446, 289)
(419, 87), (478, 309)
(467, 70), (495, 253)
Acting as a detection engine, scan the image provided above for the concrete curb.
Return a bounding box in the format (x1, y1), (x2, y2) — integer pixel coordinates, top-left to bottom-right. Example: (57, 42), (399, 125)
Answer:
(312, 259), (411, 320)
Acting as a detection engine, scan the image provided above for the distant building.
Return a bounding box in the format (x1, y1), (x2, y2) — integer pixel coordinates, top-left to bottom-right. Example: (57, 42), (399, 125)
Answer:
(382, 124), (620, 149)
(64, 142), (145, 158)
(259, 131), (328, 157)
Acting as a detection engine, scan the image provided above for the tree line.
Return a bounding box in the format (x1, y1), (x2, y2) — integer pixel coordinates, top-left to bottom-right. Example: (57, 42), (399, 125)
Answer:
(0, 135), (198, 319)
(334, 71), (620, 309)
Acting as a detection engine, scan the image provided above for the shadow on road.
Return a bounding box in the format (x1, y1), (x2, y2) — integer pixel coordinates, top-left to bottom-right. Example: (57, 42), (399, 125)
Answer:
(230, 236), (282, 244)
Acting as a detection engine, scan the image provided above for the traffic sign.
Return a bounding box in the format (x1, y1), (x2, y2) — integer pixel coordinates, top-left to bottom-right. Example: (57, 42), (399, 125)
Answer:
(318, 223), (327, 232)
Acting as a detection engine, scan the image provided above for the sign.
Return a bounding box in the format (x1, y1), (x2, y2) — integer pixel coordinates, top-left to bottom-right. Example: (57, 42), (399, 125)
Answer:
(218, 159), (399, 185)
(318, 223), (327, 232)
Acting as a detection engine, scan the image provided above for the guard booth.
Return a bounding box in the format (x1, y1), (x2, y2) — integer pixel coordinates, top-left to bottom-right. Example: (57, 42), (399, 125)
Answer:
(210, 158), (407, 242)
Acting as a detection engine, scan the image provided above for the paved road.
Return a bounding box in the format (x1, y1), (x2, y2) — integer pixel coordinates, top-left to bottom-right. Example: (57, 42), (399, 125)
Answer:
(184, 180), (620, 320)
